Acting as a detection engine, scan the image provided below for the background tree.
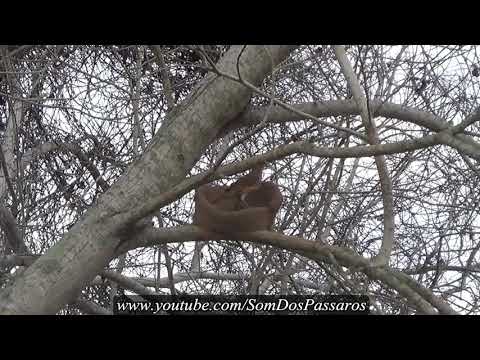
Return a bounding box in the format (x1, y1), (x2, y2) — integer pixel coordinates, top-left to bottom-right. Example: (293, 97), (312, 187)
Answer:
(0, 45), (479, 315)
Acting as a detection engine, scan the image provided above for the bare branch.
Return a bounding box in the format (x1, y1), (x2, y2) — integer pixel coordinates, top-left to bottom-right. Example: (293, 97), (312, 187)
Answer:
(334, 45), (395, 267)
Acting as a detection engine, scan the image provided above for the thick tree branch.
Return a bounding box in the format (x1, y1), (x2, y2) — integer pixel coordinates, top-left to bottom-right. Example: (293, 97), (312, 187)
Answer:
(334, 45), (395, 267)
(120, 131), (445, 227)
(114, 224), (456, 315)
(0, 45), (297, 314)
(102, 270), (157, 297)
(229, 99), (480, 158)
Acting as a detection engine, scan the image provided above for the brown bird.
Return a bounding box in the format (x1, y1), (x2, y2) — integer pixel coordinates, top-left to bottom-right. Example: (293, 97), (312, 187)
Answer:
(193, 165), (282, 239)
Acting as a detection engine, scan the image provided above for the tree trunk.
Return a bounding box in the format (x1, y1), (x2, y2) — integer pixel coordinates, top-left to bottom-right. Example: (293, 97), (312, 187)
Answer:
(0, 45), (297, 314)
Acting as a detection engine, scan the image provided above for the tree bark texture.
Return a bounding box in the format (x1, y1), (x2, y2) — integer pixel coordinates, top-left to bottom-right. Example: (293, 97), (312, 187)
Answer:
(0, 45), (298, 314)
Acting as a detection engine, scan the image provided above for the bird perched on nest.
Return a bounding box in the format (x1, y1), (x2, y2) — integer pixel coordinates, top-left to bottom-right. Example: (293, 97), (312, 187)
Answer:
(193, 164), (283, 239)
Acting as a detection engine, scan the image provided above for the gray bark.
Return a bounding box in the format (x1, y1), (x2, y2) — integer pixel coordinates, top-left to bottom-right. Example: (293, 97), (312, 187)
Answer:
(0, 45), (297, 314)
